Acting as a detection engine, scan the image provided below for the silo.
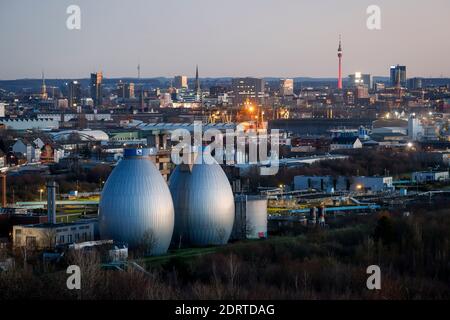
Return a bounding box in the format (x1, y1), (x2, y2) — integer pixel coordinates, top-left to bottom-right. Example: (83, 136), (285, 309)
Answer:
(99, 148), (174, 255)
(244, 196), (268, 239)
(231, 195), (268, 240)
(169, 153), (235, 246)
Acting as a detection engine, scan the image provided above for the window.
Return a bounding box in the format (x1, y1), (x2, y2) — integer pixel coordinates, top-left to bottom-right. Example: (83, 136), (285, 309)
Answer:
(26, 236), (37, 249)
(67, 235), (73, 243)
(59, 235), (65, 243)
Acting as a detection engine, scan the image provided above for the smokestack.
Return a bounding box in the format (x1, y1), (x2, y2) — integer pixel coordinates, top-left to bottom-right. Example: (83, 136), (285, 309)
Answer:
(47, 181), (57, 224)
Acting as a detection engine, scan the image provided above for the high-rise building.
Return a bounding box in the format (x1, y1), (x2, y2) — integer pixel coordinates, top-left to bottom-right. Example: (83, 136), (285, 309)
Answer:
(280, 79), (294, 96)
(374, 82), (385, 92)
(117, 82), (135, 99)
(407, 77), (423, 90)
(390, 65), (407, 88)
(68, 81), (81, 108)
(232, 77), (266, 106)
(348, 72), (372, 89)
(209, 85), (228, 97)
(90, 72), (103, 106)
(355, 85), (369, 99)
(174, 75), (188, 89)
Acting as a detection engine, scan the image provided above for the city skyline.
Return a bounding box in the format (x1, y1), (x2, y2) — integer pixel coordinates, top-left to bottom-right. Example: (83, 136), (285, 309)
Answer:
(1, 0), (450, 80)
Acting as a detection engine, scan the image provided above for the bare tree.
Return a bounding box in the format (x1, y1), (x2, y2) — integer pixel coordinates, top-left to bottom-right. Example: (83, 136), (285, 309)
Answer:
(41, 229), (57, 250)
(245, 217), (255, 239)
(136, 229), (158, 257)
(216, 227), (227, 245)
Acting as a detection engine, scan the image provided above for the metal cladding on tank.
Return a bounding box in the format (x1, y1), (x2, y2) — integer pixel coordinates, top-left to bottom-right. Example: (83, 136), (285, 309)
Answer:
(99, 148), (174, 255)
(169, 154), (235, 246)
(245, 197), (268, 239)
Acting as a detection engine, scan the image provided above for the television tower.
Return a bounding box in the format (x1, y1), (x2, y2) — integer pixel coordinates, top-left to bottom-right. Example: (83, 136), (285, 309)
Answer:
(337, 35), (343, 90)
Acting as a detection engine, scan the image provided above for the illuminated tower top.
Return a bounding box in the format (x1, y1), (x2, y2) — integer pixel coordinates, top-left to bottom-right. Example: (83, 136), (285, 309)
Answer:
(337, 35), (342, 58)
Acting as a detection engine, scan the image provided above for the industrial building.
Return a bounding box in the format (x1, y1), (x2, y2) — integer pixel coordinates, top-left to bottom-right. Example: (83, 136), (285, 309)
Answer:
(169, 150), (235, 247)
(99, 148), (175, 255)
(13, 221), (95, 249)
(294, 175), (393, 193)
(329, 137), (362, 151)
(12, 181), (96, 249)
(231, 195), (268, 240)
(411, 171), (449, 183)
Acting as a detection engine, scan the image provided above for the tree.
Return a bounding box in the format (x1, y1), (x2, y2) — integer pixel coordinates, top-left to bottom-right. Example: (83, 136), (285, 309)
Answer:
(41, 228), (57, 250)
(373, 213), (396, 246)
(137, 229), (158, 257)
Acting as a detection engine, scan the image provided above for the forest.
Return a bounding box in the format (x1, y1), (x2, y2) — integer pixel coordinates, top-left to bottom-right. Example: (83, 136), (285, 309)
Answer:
(1, 204), (449, 300)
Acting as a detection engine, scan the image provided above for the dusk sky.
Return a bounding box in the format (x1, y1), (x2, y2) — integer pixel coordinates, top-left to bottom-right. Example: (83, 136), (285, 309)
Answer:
(1, 0), (449, 80)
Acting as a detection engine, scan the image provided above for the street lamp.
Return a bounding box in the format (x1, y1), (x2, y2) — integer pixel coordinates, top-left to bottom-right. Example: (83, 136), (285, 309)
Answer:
(39, 188), (44, 201)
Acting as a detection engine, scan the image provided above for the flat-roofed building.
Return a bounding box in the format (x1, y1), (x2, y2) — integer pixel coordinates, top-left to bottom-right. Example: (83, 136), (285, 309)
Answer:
(232, 77), (265, 106)
(13, 221), (95, 250)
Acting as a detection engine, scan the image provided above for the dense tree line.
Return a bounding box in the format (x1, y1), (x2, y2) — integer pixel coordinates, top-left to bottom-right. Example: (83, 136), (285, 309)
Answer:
(253, 149), (440, 189)
(7, 164), (112, 202)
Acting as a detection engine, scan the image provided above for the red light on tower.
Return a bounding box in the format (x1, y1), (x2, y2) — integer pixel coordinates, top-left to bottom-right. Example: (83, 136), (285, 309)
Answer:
(337, 35), (343, 90)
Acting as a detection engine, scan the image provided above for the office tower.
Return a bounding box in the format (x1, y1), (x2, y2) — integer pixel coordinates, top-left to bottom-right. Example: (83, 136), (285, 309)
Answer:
(68, 80), (81, 108)
(355, 85), (369, 99)
(374, 82), (386, 92)
(407, 77), (423, 90)
(280, 79), (294, 96)
(337, 35), (343, 90)
(174, 75), (188, 89)
(390, 65), (407, 88)
(117, 82), (135, 99)
(90, 72), (103, 106)
(348, 72), (372, 89)
(209, 85), (228, 97)
(232, 77), (266, 106)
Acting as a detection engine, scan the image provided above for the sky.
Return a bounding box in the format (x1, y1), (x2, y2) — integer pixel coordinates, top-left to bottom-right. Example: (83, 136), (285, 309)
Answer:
(0, 0), (449, 80)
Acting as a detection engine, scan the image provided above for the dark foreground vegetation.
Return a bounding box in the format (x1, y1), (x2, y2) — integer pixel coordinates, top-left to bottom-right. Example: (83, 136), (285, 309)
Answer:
(1, 205), (449, 300)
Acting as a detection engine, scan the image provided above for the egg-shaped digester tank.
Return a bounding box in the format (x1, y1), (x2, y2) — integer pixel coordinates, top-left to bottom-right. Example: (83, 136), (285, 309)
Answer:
(99, 148), (174, 255)
(169, 153), (235, 246)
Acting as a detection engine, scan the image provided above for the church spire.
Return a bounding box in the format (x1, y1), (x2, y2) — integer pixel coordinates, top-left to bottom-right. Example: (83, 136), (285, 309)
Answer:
(41, 70), (48, 99)
(195, 64), (200, 93)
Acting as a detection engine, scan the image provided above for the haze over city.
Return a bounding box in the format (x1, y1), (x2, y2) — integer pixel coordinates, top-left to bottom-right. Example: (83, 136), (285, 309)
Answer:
(1, 0), (450, 79)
